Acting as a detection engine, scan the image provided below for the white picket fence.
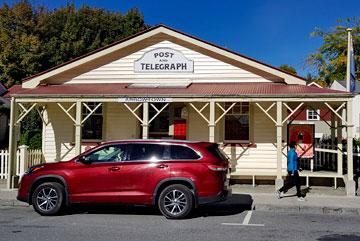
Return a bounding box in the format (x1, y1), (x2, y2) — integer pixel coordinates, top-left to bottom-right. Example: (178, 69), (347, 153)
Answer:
(0, 146), (44, 179)
(299, 143), (360, 174)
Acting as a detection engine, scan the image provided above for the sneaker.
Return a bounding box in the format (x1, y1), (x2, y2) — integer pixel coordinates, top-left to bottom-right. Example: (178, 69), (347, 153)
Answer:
(275, 190), (284, 199)
(297, 197), (306, 201)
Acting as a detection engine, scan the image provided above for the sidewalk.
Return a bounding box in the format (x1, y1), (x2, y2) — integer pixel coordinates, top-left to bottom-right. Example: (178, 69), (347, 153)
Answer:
(230, 184), (360, 216)
(1, 185), (359, 216)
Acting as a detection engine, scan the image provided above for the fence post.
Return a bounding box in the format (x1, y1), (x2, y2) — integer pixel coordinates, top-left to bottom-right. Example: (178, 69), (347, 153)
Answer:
(18, 145), (29, 178)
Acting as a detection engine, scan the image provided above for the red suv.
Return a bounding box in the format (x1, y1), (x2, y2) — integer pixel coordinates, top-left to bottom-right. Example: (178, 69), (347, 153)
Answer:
(17, 140), (230, 219)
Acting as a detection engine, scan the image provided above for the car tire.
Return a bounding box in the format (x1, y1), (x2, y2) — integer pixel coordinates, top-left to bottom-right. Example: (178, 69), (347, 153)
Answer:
(32, 182), (64, 216)
(158, 184), (193, 219)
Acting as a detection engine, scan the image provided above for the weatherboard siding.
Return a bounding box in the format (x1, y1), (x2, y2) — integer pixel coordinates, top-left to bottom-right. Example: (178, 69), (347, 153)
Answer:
(60, 40), (270, 84)
(42, 103), (76, 162)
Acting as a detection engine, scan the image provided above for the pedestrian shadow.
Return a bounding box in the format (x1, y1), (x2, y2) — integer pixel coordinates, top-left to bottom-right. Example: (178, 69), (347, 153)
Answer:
(280, 187), (311, 198)
(61, 194), (253, 218)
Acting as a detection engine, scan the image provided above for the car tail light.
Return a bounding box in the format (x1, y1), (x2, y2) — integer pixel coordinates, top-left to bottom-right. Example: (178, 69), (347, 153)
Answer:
(207, 165), (228, 171)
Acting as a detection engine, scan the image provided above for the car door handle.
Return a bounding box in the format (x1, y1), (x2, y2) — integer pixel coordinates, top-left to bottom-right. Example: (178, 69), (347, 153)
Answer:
(156, 164), (168, 169)
(108, 166), (121, 172)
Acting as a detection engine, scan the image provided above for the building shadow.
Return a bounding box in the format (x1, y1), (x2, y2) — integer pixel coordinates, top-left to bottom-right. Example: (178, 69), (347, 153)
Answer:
(61, 194), (253, 218)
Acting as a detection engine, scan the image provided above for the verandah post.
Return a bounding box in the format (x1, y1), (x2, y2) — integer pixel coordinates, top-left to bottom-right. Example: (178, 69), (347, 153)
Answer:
(142, 102), (149, 139)
(346, 99), (355, 196)
(75, 101), (82, 156)
(209, 101), (215, 142)
(7, 97), (18, 189)
(275, 101), (284, 190)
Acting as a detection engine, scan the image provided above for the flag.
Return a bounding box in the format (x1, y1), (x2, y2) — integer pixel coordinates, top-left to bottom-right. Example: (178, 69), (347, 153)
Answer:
(349, 32), (356, 92)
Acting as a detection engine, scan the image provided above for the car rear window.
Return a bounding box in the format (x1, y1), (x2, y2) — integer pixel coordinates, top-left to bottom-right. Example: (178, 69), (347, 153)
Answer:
(127, 144), (165, 161)
(169, 145), (200, 160)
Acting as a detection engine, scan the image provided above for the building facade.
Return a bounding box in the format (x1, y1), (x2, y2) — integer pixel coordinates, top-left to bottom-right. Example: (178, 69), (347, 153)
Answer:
(6, 25), (357, 195)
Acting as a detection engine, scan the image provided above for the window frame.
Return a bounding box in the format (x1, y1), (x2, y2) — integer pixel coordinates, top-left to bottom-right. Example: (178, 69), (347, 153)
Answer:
(223, 102), (251, 143)
(306, 109), (320, 121)
(81, 102), (104, 141)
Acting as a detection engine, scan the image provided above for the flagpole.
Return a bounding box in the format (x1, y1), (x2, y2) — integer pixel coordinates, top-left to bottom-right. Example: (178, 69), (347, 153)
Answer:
(346, 28), (352, 92)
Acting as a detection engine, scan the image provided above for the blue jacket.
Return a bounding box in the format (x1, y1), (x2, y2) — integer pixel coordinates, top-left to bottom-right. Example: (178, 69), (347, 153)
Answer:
(287, 148), (298, 174)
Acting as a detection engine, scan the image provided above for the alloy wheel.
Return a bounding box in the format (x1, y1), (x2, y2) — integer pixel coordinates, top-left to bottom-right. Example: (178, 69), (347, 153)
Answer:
(36, 187), (58, 212)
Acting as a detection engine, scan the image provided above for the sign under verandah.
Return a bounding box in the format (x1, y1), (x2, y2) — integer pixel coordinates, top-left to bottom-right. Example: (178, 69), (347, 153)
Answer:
(117, 97), (173, 103)
(134, 48), (193, 73)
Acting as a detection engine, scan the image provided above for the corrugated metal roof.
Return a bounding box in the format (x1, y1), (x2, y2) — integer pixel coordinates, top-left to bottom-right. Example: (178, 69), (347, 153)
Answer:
(6, 83), (351, 98)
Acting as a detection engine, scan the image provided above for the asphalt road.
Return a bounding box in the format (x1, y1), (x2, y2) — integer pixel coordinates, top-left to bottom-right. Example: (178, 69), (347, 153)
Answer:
(1, 199), (360, 241)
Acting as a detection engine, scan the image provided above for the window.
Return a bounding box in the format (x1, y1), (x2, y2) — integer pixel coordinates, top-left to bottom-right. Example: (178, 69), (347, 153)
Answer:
(224, 102), (249, 141)
(169, 145), (200, 160)
(82, 102), (103, 140)
(127, 144), (165, 161)
(83, 145), (127, 163)
(306, 109), (320, 121)
(149, 104), (169, 138)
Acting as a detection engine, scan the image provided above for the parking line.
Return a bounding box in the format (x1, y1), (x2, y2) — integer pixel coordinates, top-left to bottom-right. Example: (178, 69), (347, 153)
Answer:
(221, 223), (264, 227)
(242, 210), (252, 225)
(221, 211), (265, 227)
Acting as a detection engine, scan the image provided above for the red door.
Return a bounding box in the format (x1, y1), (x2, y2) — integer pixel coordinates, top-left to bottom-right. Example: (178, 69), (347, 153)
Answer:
(174, 119), (186, 140)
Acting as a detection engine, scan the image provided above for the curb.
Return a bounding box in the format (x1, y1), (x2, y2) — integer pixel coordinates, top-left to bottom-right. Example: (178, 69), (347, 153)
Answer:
(0, 199), (29, 207)
(252, 203), (360, 216)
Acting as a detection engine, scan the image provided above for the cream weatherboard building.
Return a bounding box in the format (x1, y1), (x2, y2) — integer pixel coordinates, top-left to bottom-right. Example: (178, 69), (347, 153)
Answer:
(6, 25), (357, 195)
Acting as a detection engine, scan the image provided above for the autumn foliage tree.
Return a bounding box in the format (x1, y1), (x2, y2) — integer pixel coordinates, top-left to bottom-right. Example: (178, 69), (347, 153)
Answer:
(0, 1), (148, 88)
(306, 17), (359, 86)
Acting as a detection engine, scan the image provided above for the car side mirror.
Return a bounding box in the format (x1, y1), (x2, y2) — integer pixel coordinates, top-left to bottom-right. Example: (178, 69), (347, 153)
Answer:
(79, 156), (91, 164)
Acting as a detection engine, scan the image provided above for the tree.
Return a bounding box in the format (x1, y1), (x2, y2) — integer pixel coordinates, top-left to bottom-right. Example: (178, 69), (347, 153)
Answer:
(0, 1), (148, 88)
(306, 17), (359, 86)
(279, 64), (297, 75)
(0, 1), (148, 148)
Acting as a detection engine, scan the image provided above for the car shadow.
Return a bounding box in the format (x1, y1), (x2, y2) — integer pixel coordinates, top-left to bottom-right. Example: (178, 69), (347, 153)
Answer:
(193, 194), (253, 218)
(61, 194), (253, 218)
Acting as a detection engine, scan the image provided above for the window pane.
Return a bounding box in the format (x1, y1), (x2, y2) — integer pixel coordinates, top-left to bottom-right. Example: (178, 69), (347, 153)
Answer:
(82, 115), (103, 139)
(170, 145), (200, 160)
(225, 115), (249, 140)
(84, 145), (126, 163)
(128, 144), (165, 161)
(82, 103), (103, 140)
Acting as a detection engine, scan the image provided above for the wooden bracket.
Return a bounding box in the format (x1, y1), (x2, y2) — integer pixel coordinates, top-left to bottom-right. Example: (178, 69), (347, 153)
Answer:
(189, 103), (210, 123)
(57, 103), (76, 123)
(123, 103), (144, 124)
(282, 102), (304, 124)
(324, 102), (347, 125)
(149, 103), (169, 124)
(16, 103), (37, 124)
(255, 102), (277, 125)
(215, 102), (237, 124)
(81, 103), (102, 124)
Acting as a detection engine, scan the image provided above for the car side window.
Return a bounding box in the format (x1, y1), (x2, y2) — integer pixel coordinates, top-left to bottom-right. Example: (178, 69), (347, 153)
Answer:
(170, 145), (200, 160)
(84, 145), (127, 163)
(127, 144), (165, 161)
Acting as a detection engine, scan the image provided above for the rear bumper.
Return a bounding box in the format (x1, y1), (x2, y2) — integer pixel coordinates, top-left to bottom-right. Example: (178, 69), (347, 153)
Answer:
(198, 188), (231, 205)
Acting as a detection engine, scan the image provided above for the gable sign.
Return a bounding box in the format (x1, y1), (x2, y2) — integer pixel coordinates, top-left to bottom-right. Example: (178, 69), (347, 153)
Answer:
(134, 48), (193, 73)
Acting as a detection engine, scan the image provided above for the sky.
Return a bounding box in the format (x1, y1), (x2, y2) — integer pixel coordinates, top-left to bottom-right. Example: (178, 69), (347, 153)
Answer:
(2, 0), (360, 77)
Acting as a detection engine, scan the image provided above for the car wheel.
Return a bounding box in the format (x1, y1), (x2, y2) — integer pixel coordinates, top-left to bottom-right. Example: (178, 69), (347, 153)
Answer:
(32, 182), (64, 216)
(158, 184), (193, 219)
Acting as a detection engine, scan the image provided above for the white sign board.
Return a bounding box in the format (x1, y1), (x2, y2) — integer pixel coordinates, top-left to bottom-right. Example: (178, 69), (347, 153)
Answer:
(134, 48), (193, 73)
(117, 97), (173, 103)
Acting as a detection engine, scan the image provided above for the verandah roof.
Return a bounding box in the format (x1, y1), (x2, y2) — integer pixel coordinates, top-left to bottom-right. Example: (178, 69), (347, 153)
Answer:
(6, 82), (352, 98)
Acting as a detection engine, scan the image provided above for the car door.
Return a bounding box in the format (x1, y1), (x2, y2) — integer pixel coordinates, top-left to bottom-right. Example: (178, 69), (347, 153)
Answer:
(114, 143), (171, 205)
(69, 144), (128, 203)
